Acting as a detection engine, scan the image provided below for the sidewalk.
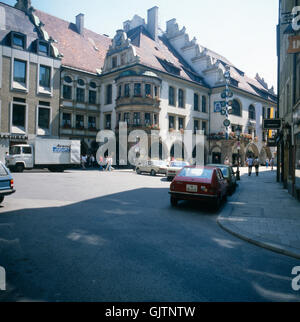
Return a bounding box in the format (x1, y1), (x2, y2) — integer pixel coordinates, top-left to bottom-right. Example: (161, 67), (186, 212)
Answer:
(218, 167), (300, 259)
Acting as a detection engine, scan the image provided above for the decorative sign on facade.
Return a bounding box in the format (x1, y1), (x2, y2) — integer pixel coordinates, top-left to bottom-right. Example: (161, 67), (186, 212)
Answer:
(267, 137), (277, 147)
(263, 119), (282, 130)
(288, 35), (300, 54)
(214, 101), (226, 113)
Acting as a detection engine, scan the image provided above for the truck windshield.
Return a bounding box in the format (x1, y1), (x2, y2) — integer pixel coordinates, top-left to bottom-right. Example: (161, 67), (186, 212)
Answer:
(9, 146), (21, 155)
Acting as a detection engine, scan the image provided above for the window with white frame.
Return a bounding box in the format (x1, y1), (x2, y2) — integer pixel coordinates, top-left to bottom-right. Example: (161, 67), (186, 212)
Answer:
(76, 79), (85, 103)
(37, 104), (51, 135)
(13, 59), (27, 86)
(39, 65), (51, 89)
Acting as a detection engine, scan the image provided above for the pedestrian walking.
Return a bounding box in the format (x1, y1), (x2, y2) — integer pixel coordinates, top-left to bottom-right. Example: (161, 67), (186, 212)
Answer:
(270, 158), (274, 171)
(246, 156), (254, 176)
(99, 156), (104, 171)
(266, 158), (269, 169)
(81, 155), (87, 169)
(224, 156), (230, 166)
(90, 155), (95, 168)
(254, 157), (260, 176)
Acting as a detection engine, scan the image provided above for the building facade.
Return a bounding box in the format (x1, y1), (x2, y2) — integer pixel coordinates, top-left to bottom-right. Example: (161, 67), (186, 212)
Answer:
(0, 1), (61, 162)
(278, 0), (300, 200)
(1, 1), (278, 166)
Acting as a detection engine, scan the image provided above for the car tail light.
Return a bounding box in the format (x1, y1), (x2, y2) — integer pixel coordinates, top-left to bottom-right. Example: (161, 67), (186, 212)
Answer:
(10, 179), (14, 189)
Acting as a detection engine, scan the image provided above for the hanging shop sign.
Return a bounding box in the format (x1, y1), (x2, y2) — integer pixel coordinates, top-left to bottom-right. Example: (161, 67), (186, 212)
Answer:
(263, 119), (282, 129)
(288, 35), (300, 54)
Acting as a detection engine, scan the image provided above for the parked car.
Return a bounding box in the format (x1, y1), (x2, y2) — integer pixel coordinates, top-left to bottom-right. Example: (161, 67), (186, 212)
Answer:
(136, 160), (169, 176)
(0, 161), (15, 204)
(207, 164), (237, 195)
(169, 166), (228, 210)
(166, 161), (190, 181)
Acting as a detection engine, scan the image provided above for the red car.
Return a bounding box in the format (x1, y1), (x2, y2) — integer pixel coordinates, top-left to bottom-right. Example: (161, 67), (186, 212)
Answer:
(169, 166), (228, 209)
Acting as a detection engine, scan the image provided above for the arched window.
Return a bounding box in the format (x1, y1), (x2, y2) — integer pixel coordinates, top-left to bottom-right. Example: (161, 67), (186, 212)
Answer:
(249, 105), (256, 120)
(232, 99), (241, 116)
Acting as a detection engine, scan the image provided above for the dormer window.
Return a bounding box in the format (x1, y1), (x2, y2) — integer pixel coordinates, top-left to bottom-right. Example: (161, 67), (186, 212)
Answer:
(11, 32), (26, 49)
(38, 41), (50, 56)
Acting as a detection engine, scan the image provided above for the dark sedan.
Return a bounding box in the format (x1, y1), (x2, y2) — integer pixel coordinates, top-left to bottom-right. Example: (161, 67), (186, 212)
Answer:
(0, 161), (15, 204)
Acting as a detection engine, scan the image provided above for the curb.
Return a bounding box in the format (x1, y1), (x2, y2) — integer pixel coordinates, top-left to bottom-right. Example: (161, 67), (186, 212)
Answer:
(217, 214), (300, 260)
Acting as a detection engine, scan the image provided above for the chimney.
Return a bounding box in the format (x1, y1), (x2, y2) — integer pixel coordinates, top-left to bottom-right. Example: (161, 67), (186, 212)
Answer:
(15, 0), (32, 13)
(76, 13), (84, 35)
(147, 6), (159, 42)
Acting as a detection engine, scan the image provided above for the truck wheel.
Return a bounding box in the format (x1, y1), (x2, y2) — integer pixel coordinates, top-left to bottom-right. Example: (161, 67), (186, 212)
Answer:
(0, 196), (4, 204)
(16, 164), (24, 173)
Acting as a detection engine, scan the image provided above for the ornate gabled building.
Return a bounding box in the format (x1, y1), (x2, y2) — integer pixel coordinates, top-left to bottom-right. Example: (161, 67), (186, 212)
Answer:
(1, 2), (278, 164)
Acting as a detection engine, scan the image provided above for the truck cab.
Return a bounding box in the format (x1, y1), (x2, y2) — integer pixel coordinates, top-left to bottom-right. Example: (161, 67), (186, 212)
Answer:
(6, 145), (34, 172)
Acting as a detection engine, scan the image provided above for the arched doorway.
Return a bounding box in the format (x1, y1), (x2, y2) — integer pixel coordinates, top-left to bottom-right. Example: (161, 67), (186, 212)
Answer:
(211, 146), (222, 164)
(149, 141), (168, 161)
(245, 143), (259, 159)
(170, 141), (186, 161)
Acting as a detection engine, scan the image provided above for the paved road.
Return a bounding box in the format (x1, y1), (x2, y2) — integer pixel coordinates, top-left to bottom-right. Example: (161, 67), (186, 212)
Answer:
(0, 169), (299, 302)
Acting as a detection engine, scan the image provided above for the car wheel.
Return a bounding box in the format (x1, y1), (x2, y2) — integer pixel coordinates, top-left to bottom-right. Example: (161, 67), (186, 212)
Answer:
(0, 196), (4, 204)
(150, 170), (156, 176)
(214, 195), (221, 211)
(170, 197), (178, 207)
(136, 168), (141, 175)
(16, 164), (24, 173)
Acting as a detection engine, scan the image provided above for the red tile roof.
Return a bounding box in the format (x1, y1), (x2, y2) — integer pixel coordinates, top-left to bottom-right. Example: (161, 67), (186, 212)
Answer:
(35, 10), (112, 74)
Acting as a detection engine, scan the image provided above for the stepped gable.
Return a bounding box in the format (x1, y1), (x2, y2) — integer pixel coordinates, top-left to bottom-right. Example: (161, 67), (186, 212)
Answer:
(127, 26), (207, 87)
(165, 18), (276, 99)
(35, 10), (112, 74)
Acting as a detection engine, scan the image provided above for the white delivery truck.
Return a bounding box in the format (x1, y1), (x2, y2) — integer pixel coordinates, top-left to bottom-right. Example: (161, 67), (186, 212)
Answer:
(6, 139), (81, 173)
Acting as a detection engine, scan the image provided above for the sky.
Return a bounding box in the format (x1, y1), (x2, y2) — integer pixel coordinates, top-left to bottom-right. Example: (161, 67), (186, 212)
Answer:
(3, 0), (279, 91)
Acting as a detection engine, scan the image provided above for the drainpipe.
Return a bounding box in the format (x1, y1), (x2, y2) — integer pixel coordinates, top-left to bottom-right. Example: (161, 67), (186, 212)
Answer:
(277, 0), (281, 183)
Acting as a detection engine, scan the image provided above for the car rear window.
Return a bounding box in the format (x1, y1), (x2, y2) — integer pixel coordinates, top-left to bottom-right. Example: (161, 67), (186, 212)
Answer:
(178, 168), (213, 179)
(0, 164), (8, 177)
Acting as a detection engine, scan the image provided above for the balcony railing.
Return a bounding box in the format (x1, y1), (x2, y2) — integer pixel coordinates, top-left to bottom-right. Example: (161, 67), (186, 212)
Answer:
(116, 96), (161, 109)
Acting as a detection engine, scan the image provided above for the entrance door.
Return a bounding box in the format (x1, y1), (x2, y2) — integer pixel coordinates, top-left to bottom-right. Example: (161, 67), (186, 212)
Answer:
(212, 152), (221, 164)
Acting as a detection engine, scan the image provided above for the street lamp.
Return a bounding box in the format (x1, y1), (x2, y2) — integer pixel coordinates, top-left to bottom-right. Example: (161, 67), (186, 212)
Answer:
(236, 126), (241, 181)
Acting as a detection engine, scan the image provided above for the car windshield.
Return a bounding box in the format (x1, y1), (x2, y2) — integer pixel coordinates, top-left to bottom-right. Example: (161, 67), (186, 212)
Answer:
(152, 161), (167, 166)
(9, 146), (21, 155)
(170, 162), (189, 168)
(178, 168), (213, 179)
(0, 163), (8, 177)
